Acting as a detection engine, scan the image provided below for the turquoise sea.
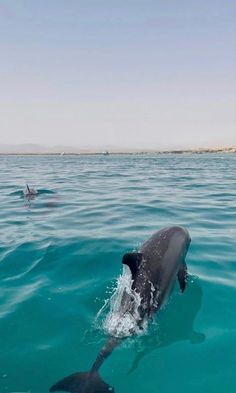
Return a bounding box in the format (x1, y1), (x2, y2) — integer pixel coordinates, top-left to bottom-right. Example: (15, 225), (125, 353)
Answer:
(0, 153), (235, 393)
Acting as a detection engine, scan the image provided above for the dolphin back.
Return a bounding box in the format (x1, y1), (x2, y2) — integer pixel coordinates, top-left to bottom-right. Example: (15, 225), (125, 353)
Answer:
(141, 226), (190, 263)
(127, 226), (191, 316)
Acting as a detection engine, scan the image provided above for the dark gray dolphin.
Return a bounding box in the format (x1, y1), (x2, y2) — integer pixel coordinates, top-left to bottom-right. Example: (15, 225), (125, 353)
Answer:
(24, 184), (38, 199)
(49, 226), (191, 393)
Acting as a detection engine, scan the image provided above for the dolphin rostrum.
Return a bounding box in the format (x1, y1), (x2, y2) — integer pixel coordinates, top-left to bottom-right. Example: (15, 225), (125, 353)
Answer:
(49, 226), (191, 393)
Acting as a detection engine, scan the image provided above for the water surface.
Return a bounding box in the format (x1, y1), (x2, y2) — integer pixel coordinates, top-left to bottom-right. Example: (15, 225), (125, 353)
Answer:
(0, 154), (235, 393)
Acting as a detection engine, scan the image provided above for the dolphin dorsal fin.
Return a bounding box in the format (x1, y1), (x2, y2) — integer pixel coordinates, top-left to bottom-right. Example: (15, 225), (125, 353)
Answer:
(122, 252), (143, 279)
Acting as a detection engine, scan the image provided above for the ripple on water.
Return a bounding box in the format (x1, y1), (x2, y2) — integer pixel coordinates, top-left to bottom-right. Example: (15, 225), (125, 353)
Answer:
(0, 154), (235, 393)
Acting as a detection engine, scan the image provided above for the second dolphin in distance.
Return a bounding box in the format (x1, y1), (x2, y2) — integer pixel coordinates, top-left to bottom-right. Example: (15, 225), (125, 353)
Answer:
(50, 225), (191, 393)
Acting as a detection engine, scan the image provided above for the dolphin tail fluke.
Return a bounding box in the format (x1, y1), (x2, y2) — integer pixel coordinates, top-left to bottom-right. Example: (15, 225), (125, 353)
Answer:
(49, 370), (115, 393)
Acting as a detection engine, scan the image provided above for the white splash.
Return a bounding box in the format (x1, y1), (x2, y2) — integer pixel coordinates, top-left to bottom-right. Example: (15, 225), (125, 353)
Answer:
(102, 266), (148, 338)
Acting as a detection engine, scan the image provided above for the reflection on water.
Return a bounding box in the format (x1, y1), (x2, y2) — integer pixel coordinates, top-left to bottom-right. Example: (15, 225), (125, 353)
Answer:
(129, 277), (204, 373)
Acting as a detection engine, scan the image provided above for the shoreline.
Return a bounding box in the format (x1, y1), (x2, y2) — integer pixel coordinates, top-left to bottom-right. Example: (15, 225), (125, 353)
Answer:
(0, 147), (235, 156)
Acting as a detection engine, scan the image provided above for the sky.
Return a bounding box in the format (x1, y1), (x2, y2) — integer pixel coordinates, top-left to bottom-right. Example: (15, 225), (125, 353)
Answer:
(0, 0), (236, 149)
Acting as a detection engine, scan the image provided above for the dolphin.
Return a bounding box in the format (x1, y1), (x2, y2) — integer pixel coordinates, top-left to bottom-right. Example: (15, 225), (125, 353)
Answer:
(49, 226), (191, 393)
(24, 184), (38, 199)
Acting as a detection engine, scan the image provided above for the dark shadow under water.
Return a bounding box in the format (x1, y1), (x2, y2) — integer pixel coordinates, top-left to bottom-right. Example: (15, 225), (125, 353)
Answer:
(129, 277), (204, 373)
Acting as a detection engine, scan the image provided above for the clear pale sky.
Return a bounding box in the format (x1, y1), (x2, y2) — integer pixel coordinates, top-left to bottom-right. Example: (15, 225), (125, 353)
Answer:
(0, 0), (235, 149)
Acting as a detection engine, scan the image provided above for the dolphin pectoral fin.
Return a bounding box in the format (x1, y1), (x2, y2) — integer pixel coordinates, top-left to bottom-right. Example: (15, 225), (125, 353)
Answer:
(178, 262), (188, 293)
(49, 371), (115, 393)
(122, 252), (143, 278)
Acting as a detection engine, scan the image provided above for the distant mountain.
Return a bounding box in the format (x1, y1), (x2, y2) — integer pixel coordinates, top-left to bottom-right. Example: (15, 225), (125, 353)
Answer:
(0, 144), (49, 154)
(0, 144), (82, 154)
(0, 143), (153, 154)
